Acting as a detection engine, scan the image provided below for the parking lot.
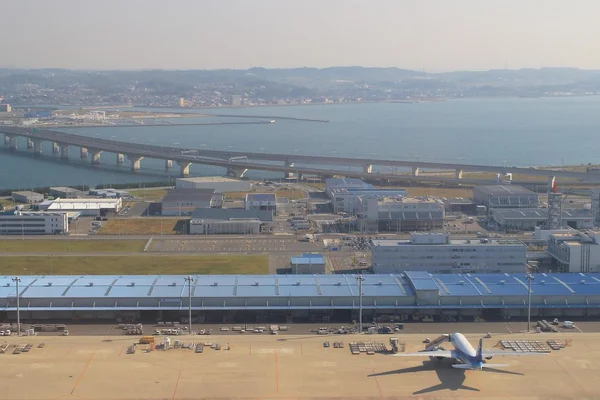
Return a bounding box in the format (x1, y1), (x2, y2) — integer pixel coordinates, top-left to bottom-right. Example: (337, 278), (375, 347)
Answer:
(150, 238), (322, 253)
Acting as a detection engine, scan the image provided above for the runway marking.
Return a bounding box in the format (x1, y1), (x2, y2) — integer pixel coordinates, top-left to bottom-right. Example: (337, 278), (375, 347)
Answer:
(171, 370), (182, 400)
(249, 345), (252, 355)
(119, 345), (125, 356)
(371, 368), (383, 399)
(301, 344), (303, 356)
(66, 347), (72, 357)
(71, 353), (95, 395)
(275, 349), (280, 394)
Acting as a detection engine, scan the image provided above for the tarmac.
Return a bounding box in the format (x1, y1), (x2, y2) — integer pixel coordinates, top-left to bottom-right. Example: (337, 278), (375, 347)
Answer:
(1, 331), (599, 399)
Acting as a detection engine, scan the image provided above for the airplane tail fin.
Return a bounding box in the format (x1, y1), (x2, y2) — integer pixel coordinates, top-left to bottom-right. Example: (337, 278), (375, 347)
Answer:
(476, 337), (483, 363)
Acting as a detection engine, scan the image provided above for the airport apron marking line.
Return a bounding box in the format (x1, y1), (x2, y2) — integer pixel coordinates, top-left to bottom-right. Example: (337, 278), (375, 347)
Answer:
(71, 352), (95, 395)
(171, 370), (182, 400)
(371, 368), (384, 399)
(275, 349), (280, 394)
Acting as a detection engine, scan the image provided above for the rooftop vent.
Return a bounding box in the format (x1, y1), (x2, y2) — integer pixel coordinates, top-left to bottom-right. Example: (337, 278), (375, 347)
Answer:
(129, 282), (135, 287)
(295, 282), (301, 286)
(46, 282), (52, 287)
(88, 282), (94, 287)
(500, 280), (505, 285)
(459, 280), (465, 285)
(581, 280), (586, 284)
(377, 281), (383, 285)
(336, 282), (342, 286)
(540, 280), (546, 284)
(5, 283), (10, 287)
(170, 282), (176, 287)
(212, 282), (218, 286)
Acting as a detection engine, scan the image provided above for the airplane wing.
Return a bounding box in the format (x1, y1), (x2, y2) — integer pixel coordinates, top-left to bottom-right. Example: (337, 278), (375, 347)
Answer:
(393, 350), (455, 358)
(482, 350), (548, 357)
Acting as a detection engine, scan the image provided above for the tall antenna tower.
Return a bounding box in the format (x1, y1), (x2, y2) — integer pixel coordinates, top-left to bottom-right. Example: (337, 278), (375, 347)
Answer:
(547, 177), (562, 230)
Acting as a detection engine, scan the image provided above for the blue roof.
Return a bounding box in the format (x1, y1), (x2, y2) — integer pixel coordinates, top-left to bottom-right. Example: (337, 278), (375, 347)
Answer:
(1, 273), (600, 304)
(291, 253), (325, 265)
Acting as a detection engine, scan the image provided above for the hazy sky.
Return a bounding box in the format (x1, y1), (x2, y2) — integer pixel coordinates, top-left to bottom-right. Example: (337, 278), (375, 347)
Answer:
(2, 0), (600, 71)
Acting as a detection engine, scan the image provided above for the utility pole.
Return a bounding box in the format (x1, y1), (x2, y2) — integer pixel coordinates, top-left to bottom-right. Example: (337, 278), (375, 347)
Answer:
(184, 276), (193, 334)
(356, 274), (365, 334)
(12, 277), (21, 336)
(526, 273), (534, 332)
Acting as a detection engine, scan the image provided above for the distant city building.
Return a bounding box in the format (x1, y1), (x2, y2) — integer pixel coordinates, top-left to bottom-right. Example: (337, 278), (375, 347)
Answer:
(38, 198), (122, 216)
(161, 189), (222, 216)
(491, 208), (594, 230)
(189, 208), (273, 235)
(49, 186), (83, 199)
(11, 191), (44, 204)
(371, 233), (527, 274)
(230, 95), (242, 107)
(0, 104), (11, 113)
(0, 211), (68, 235)
(547, 230), (600, 272)
(473, 185), (539, 209)
(245, 193), (277, 214)
(291, 253), (326, 274)
(175, 176), (251, 192)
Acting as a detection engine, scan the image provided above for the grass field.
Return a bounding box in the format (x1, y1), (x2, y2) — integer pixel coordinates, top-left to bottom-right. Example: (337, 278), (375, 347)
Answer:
(129, 189), (168, 201)
(0, 198), (15, 209)
(0, 254), (268, 275)
(99, 218), (183, 235)
(0, 240), (145, 253)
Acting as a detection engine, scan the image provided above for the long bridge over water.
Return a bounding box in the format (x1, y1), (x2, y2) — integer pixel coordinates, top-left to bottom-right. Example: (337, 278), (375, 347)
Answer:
(2, 126), (600, 185)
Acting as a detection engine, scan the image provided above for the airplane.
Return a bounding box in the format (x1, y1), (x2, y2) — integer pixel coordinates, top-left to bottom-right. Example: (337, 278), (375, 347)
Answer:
(394, 332), (547, 370)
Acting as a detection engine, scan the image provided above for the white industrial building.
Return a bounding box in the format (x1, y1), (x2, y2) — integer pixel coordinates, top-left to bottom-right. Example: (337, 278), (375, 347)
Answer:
(161, 189), (222, 216)
(547, 230), (600, 273)
(175, 176), (251, 192)
(473, 185), (539, 209)
(371, 233), (527, 273)
(38, 198), (122, 216)
(11, 191), (44, 204)
(375, 197), (445, 232)
(491, 208), (594, 231)
(0, 211), (68, 235)
(189, 209), (273, 235)
(329, 188), (409, 214)
(49, 186), (84, 199)
(245, 193), (277, 214)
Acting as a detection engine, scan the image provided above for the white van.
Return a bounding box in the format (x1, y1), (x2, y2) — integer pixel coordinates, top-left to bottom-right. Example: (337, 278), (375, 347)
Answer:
(563, 321), (575, 329)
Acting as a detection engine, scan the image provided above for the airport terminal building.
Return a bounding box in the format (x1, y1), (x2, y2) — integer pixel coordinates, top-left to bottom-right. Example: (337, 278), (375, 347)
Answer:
(2, 272), (600, 324)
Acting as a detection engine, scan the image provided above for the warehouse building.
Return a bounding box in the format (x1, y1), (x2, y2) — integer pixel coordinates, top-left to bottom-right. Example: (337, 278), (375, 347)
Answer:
(11, 191), (44, 204)
(245, 193), (277, 214)
(291, 253), (327, 274)
(161, 189), (222, 216)
(175, 176), (251, 192)
(329, 188), (408, 214)
(547, 230), (600, 273)
(2, 272), (600, 323)
(0, 211), (68, 235)
(325, 178), (373, 194)
(49, 187), (84, 199)
(473, 185), (539, 209)
(189, 208), (273, 235)
(491, 208), (594, 230)
(371, 233), (527, 274)
(38, 198), (122, 216)
(441, 197), (481, 214)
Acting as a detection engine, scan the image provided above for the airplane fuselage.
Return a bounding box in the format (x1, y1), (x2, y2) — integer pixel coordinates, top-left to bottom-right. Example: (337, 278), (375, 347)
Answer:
(449, 333), (483, 369)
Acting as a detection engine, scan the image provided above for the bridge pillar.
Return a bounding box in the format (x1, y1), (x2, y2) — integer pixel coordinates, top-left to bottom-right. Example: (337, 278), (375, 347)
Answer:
(60, 145), (69, 160)
(4, 135), (16, 149)
(455, 169), (463, 179)
(3, 135), (10, 146)
(90, 151), (102, 164)
(27, 139), (34, 149)
(116, 153), (124, 164)
(128, 156), (144, 171)
(363, 164), (373, 174)
(32, 139), (42, 155)
(412, 167), (420, 176)
(178, 162), (191, 177)
(227, 167), (248, 178)
(80, 147), (88, 159)
(52, 142), (60, 154)
(165, 160), (173, 170)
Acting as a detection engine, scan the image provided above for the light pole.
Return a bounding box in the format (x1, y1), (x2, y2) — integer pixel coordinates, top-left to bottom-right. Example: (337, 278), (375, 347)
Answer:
(12, 277), (21, 336)
(184, 276), (193, 334)
(356, 273), (365, 334)
(525, 274), (534, 332)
